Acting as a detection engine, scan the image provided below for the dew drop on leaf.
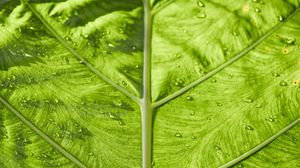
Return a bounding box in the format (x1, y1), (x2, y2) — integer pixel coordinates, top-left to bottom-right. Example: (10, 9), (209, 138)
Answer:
(197, 1), (205, 7)
(108, 113), (120, 120)
(245, 125), (254, 131)
(214, 145), (221, 150)
(278, 15), (284, 22)
(243, 97), (254, 103)
(280, 81), (288, 86)
(186, 96), (193, 101)
(108, 43), (115, 47)
(255, 103), (262, 108)
(238, 163), (244, 168)
(88, 152), (94, 156)
(211, 78), (217, 82)
(175, 54), (181, 58)
(232, 31), (239, 36)
(191, 136), (196, 139)
(266, 117), (275, 122)
(197, 13), (207, 19)
(284, 38), (296, 45)
(175, 132), (182, 138)
(272, 72), (280, 77)
(119, 120), (125, 125)
(254, 8), (261, 13)
(65, 36), (71, 41)
(122, 80), (127, 86)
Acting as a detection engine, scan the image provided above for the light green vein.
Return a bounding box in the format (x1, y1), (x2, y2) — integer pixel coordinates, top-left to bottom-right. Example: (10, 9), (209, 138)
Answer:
(0, 96), (87, 168)
(152, 7), (300, 108)
(141, 0), (153, 168)
(219, 116), (300, 168)
(21, 0), (141, 105)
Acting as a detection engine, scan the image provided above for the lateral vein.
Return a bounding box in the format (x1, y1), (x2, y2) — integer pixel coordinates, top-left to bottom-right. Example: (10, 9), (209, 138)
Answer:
(22, 0), (140, 105)
(219, 116), (300, 168)
(0, 96), (87, 168)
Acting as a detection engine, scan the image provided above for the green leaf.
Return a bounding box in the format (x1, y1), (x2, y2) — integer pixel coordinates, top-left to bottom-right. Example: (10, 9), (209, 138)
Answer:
(1, 0), (300, 168)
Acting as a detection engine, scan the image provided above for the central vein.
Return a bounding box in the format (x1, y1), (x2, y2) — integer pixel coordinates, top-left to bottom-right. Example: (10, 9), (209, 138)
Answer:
(141, 0), (153, 168)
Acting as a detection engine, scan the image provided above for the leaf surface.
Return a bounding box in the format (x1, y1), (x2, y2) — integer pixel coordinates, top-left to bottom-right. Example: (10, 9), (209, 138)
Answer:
(1, 0), (300, 168)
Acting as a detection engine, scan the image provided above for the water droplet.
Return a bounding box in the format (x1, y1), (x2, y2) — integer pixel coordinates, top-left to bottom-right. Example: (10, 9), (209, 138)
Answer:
(108, 43), (115, 47)
(238, 164), (244, 168)
(79, 60), (84, 64)
(243, 97), (254, 103)
(211, 79), (217, 82)
(175, 132), (182, 138)
(186, 96), (193, 101)
(132, 46), (136, 50)
(88, 152), (94, 156)
(175, 78), (184, 87)
(256, 103), (262, 108)
(217, 103), (223, 107)
(83, 34), (89, 39)
(280, 81), (288, 86)
(214, 145), (221, 150)
(245, 125), (254, 131)
(284, 38), (296, 45)
(54, 99), (59, 103)
(233, 31), (239, 36)
(176, 54), (181, 58)
(197, 13), (207, 19)
(191, 136), (196, 139)
(65, 36), (71, 41)
(197, 1), (205, 7)
(266, 117), (275, 122)
(24, 53), (33, 57)
(255, 8), (261, 13)
(108, 113), (120, 120)
(122, 80), (127, 86)
(272, 72), (280, 77)
(36, 156), (41, 160)
(278, 15), (284, 22)
(152, 161), (155, 166)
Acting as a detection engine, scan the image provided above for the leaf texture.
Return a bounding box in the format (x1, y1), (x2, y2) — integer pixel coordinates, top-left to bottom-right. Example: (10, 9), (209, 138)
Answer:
(1, 0), (300, 168)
